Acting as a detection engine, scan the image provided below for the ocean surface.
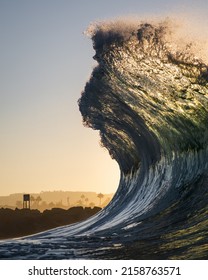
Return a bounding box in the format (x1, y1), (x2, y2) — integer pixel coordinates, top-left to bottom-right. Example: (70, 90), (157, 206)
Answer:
(0, 19), (208, 260)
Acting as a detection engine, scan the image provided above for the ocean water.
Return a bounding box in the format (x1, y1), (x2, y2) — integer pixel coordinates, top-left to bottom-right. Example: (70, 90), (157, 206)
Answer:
(0, 19), (208, 260)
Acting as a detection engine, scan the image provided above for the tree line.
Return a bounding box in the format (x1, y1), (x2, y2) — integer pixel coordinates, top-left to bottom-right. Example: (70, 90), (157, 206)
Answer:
(15, 193), (109, 212)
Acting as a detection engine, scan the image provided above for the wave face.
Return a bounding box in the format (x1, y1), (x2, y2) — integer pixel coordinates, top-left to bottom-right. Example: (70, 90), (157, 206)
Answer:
(1, 19), (208, 260)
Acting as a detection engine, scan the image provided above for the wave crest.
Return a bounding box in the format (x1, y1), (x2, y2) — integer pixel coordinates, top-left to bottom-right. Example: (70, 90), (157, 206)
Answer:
(79, 19), (208, 173)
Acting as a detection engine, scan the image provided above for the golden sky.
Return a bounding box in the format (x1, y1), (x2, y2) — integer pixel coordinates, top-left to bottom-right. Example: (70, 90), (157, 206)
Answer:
(1, 0), (207, 196)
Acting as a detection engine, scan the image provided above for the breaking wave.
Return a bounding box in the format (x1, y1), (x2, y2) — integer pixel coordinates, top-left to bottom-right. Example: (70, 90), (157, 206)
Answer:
(1, 18), (208, 259)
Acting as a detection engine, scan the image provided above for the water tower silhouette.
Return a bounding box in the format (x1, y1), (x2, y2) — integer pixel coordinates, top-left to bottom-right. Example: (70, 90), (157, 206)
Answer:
(23, 194), (30, 209)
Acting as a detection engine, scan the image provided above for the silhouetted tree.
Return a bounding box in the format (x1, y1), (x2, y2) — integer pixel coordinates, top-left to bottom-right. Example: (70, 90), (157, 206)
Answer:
(30, 196), (35, 208)
(36, 196), (42, 206)
(97, 193), (104, 206)
(81, 194), (85, 202)
(85, 198), (89, 206)
(40, 201), (47, 211)
(89, 202), (95, 209)
(67, 197), (70, 207)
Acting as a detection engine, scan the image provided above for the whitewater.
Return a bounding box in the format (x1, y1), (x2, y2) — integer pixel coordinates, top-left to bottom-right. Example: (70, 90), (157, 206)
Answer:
(0, 18), (208, 259)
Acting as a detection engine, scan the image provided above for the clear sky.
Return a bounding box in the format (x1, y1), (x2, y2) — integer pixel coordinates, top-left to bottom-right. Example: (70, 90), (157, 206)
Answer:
(0, 0), (207, 196)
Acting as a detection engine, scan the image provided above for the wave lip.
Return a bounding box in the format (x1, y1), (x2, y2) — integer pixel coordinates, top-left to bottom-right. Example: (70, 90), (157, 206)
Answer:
(1, 19), (208, 259)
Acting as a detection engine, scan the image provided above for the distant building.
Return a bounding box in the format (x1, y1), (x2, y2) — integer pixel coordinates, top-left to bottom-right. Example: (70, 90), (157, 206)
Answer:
(23, 194), (30, 209)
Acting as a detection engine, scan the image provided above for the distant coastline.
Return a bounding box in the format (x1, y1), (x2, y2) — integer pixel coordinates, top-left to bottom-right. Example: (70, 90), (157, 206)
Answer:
(0, 190), (114, 212)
